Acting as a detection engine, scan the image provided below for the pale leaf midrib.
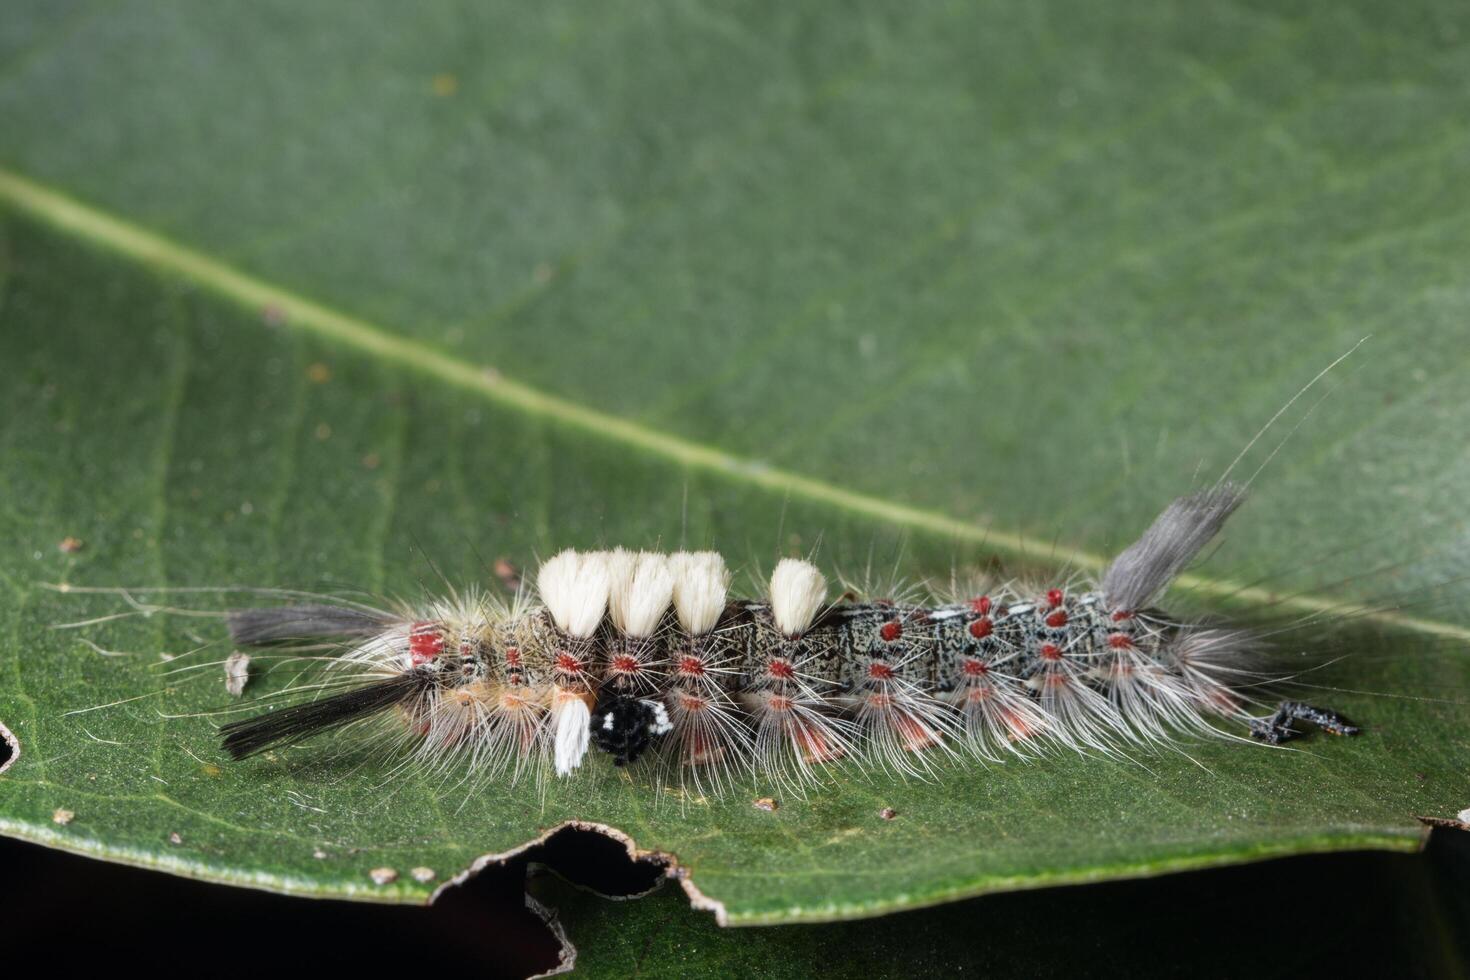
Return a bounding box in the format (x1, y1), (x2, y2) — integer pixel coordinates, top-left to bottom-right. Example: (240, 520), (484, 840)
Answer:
(1, 165), (1464, 644)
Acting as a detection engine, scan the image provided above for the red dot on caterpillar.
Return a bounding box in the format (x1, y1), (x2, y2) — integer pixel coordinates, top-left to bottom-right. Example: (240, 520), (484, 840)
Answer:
(868, 662), (895, 681)
(794, 722), (843, 763)
(408, 622), (444, 665)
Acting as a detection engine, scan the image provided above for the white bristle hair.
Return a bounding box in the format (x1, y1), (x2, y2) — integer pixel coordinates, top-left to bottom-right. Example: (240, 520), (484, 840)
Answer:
(769, 558), (827, 636)
(610, 551), (675, 638)
(552, 690), (592, 777)
(537, 549), (611, 639)
(601, 547), (635, 624)
(669, 551), (730, 635)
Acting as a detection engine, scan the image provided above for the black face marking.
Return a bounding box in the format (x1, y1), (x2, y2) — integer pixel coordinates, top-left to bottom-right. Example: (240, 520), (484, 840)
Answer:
(590, 692), (669, 766)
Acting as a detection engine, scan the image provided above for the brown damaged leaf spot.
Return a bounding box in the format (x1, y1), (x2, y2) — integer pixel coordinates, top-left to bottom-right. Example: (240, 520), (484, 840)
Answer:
(0, 720), (18, 776)
(432, 820), (730, 927)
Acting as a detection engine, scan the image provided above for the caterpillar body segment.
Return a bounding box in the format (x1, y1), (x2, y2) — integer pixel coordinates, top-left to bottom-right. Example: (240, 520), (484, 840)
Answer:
(216, 484), (1357, 789)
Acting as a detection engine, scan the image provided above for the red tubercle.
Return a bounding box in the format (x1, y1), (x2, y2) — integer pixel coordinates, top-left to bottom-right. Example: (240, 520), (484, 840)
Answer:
(1045, 589), (1064, 609)
(962, 658), (988, 677)
(767, 659), (795, 680)
(895, 714), (942, 752)
(795, 721), (844, 763)
(868, 661), (895, 681)
(678, 692), (709, 713)
(555, 651), (583, 674)
(1107, 633), (1134, 650)
(1000, 707), (1041, 740)
(1039, 643), (1062, 661)
(505, 647), (522, 667)
(970, 596), (992, 615)
(1045, 609), (1069, 628)
(1111, 610), (1133, 622)
(879, 620), (903, 642)
(409, 622), (445, 665)
(968, 617), (993, 639)
(610, 654), (640, 674)
(677, 655), (707, 678)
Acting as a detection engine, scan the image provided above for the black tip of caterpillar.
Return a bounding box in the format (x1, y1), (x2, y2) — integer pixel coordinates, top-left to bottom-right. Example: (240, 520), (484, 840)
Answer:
(1248, 701), (1360, 745)
(227, 604), (392, 646)
(219, 672), (430, 759)
(1102, 482), (1247, 612)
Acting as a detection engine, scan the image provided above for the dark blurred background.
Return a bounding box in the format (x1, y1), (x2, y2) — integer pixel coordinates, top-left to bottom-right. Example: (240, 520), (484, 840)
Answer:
(3, 827), (1466, 979)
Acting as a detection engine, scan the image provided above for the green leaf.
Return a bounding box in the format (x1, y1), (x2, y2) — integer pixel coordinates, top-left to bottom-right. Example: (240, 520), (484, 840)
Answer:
(2, 0), (1469, 928)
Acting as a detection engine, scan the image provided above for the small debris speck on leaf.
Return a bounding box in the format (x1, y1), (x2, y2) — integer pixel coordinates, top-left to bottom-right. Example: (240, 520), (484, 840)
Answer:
(370, 867), (398, 885)
(753, 797), (779, 812)
(168, 832), (183, 845)
(410, 867), (436, 883)
(879, 807), (897, 821)
(52, 808), (74, 826)
(224, 651), (252, 697)
(313, 848), (327, 860)
(307, 362), (332, 384)
(58, 536), (84, 554)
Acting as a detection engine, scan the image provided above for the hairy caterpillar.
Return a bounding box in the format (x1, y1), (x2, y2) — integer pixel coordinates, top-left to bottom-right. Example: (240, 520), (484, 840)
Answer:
(211, 482), (1359, 794)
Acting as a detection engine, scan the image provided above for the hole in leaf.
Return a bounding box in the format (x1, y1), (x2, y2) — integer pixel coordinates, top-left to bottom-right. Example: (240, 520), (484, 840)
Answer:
(0, 721), (17, 775)
(523, 825), (670, 898)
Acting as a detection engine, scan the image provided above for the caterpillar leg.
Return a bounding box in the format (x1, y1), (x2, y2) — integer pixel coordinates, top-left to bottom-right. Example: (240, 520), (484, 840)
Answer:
(1248, 701), (1360, 745)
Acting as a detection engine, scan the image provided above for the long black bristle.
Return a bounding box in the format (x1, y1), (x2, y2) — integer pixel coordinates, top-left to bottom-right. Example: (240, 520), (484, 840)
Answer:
(227, 605), (392, 646)
(220, 672), (429, 760)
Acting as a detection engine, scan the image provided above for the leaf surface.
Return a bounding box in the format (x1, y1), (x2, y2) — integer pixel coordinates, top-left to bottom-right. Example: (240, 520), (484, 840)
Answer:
(1, 0), (1469, 926)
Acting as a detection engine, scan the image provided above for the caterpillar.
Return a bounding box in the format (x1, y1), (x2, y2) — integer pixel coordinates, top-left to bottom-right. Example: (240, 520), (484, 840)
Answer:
(214, 481), (1359, 794)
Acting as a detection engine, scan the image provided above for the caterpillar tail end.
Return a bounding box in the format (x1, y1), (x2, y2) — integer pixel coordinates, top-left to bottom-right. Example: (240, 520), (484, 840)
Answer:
(1248, 701), (1360, 745)
(219, 673), (429, 759)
